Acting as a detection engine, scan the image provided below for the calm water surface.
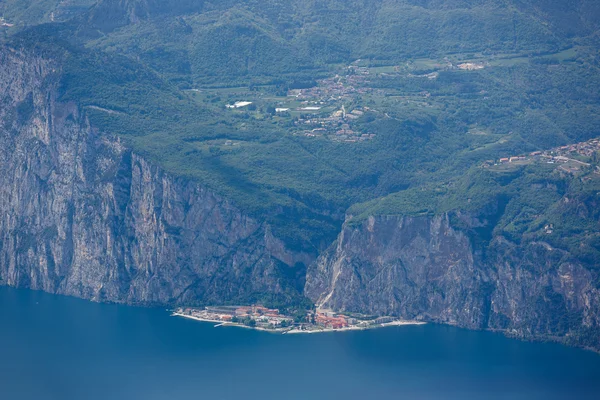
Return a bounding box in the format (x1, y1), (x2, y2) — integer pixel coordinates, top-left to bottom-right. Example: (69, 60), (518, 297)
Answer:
(1, 286), (599, 400)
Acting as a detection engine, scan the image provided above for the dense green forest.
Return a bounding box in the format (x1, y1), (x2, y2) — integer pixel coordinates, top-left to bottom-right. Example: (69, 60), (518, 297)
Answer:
(2, 0), (600, 252)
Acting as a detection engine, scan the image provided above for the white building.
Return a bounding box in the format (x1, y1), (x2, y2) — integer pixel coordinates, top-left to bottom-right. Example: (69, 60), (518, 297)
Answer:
(226, 101), (253, 109)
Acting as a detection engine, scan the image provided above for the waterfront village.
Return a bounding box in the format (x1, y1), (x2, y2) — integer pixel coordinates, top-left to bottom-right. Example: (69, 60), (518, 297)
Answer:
(173, 305), (424, 334)
(484, 138), (600, 175)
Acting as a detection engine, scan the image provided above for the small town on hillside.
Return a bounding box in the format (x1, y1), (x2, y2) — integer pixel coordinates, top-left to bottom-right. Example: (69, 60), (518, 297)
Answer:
(216, 57), (490, 144)
(295, 105), (378, 143)
(284, 59), (486, 142)
(173, 305), (422, 333)
(288, 72), (380, 143)
(484, 138), (600, 174)
(223, 70), (382, 143)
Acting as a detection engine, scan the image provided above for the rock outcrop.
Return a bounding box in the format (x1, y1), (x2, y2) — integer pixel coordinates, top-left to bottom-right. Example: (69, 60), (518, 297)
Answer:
(0, 46), (311, 306)
(306, 213), (600, 350)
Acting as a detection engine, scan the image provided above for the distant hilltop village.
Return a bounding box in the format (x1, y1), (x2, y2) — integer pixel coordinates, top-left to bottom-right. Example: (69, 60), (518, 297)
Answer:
(484, 138), (600, 175)
(212, 56), (492, 145)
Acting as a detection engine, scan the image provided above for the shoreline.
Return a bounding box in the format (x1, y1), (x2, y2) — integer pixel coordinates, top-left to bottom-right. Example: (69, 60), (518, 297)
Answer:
(172, 312), (425, 334)
(172, 313), (289, 333)
(285, 320), (426, 334)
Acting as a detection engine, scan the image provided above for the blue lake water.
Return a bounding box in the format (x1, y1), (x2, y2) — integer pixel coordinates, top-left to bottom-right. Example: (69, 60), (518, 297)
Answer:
(1, 286), (599, 400)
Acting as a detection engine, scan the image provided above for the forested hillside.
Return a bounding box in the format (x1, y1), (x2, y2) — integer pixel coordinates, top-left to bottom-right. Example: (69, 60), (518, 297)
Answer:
(2, 0), (599, 251)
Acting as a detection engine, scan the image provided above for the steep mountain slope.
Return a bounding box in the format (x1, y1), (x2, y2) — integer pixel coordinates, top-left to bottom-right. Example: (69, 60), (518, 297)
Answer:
(306, 165), (600, 350)
(306, 212), (600, 350)
(0, 46), (311, 307)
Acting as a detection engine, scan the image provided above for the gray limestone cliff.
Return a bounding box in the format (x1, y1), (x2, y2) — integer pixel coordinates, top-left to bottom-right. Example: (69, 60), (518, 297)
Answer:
(0, 47), (311, 306)
(305, 213), (600, 350)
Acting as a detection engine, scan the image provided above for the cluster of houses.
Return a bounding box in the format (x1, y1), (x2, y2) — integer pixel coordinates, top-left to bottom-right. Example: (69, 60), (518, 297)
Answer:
(177, 304), (411, 333)
(551, 139), (600, 158)
(282, 67), (382, 143)
(310, 312), (396, 330)
(314, 311), (352, 329)
(178, 305), (293, 328)
(489, 138), (600, 173)
(289, 75), (372, 104)
(223, 57), (492, 145)
(298, 107), (376, 143)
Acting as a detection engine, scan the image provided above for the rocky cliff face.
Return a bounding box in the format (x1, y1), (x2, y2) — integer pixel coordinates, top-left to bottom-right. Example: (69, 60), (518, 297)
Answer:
(305, 213), (600, 350)
(0, 46), (311, 306)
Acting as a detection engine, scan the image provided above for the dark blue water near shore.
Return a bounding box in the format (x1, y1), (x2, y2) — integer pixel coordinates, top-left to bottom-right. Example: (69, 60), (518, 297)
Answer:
(1, 286), (600, 400)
